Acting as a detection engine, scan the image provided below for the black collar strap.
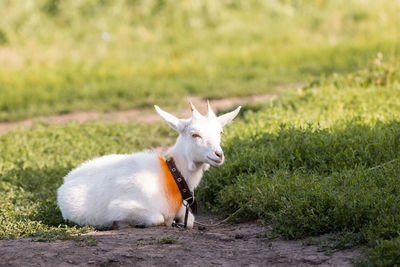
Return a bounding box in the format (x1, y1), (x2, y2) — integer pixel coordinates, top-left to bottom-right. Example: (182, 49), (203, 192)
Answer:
(166, 157), (197, 214)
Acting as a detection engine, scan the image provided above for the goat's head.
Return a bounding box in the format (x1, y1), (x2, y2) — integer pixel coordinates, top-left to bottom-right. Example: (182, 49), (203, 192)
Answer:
(155, 102), (241, 170)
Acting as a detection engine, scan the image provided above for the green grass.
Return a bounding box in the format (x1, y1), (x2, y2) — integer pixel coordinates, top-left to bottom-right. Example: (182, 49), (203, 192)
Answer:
(136, 235), (179, 246)
(197, 58), (400, 266)
(1, 59), (400, 266)
(0, 0), (399, 121)
(2, 1), (400, 265)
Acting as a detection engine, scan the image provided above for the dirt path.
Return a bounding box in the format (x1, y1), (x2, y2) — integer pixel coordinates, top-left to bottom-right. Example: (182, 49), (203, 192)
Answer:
(0, 213), (361, 267)
(0, 94), (279, 133)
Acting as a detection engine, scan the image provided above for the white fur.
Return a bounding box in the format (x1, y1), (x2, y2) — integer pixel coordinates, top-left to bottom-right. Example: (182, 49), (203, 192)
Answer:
(57, 103), (240, 229)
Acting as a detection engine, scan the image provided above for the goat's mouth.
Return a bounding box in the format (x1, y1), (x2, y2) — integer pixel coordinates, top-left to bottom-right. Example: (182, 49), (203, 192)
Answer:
(207, 156), (223, 165)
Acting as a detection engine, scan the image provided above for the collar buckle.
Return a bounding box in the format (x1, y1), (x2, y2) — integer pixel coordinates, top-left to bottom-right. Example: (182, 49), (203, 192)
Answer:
(183, 195), (195, 207)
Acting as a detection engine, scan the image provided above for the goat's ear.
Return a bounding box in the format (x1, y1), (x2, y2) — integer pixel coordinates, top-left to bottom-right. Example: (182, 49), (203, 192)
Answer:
(218, 106), (241, 127)
(154, 105), (187, 132)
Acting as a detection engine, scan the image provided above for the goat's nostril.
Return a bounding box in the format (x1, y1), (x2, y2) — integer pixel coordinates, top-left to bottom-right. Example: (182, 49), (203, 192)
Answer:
(215, 151), (223, 159)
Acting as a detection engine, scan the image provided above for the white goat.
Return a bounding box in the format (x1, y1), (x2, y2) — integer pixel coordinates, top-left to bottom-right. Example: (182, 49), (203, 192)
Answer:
(57, 102), (240, 229)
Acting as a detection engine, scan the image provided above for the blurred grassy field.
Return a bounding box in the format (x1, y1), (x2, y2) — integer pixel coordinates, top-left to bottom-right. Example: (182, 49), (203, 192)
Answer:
(0, 0), (399, 121)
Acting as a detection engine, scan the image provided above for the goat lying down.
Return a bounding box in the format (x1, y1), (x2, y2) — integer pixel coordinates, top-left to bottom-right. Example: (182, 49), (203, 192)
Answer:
(57, 103), (240, 229)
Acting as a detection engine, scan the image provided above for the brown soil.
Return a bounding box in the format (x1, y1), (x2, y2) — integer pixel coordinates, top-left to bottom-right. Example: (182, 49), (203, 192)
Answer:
(0, 213), (361, 267)
(0, 93), (279, 133)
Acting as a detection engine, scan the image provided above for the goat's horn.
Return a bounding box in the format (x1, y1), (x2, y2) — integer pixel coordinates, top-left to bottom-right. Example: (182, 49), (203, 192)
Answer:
(206, 100), (216, 118)
(189, 101), (196, 112)
(189, 101), (202, 118)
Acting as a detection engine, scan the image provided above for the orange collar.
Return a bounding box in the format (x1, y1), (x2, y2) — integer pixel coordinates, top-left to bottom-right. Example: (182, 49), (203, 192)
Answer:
(165, 157), (197, 214)
(159, 156), (182, 214)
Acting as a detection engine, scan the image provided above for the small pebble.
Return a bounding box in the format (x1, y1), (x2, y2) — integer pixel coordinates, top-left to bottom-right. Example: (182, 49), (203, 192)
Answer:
(235, 233), (244, 239)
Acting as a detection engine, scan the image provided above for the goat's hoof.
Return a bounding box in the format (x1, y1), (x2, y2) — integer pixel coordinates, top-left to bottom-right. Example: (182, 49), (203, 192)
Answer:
(172, 222), (185, 228)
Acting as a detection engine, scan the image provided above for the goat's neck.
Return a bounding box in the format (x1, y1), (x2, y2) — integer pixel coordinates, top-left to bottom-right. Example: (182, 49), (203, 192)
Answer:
(167, 144), (206, 192)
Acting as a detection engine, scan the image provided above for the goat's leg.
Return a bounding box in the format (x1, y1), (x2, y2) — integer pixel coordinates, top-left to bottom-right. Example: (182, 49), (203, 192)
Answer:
(108, 200), (165, 228)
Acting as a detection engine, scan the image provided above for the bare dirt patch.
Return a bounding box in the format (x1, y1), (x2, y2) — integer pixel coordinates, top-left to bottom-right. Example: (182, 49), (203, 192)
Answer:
(0, 93), (278, 133)
(0, 213), (362, 267)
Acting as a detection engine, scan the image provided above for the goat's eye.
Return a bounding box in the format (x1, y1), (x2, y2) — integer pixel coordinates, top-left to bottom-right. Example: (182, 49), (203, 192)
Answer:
(192, 133), (202, 139)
